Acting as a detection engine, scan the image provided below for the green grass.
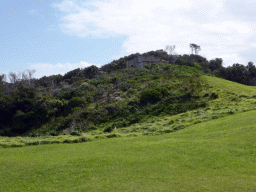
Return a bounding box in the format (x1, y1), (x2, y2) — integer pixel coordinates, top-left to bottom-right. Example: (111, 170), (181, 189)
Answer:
(202, 75), (256, 96)
(0, 110), (255, 192)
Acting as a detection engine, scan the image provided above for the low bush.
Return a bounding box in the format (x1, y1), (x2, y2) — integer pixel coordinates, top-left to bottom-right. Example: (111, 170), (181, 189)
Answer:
(68, 97), (87, 109)
(140, 87), (168, 104)
(105, 133), (122, 138)
(210, 92), (218, 99)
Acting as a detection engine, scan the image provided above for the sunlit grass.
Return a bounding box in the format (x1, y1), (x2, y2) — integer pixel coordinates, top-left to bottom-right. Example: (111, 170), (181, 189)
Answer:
(0, 110), (255, 191)
(202, 75), (256, 96)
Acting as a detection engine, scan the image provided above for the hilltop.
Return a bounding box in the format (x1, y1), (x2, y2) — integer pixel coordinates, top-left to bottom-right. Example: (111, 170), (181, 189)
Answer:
(0, 50), (256, 138)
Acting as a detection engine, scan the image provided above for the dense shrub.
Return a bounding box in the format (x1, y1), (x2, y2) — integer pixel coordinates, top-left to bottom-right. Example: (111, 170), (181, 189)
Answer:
(104, 125), (114, 133)
(210, 92), (218, 99)
(68, 97), (87, 109)
(0, 51), (217, 136)
(112, 76), (119, 82)
(140, 87), (168, 104)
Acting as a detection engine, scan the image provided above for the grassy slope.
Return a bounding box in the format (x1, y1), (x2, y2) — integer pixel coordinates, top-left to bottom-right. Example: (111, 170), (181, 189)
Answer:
(0, 76), (256, 191)
(0, 110), (256, 191)
(203, 75), (256, 95)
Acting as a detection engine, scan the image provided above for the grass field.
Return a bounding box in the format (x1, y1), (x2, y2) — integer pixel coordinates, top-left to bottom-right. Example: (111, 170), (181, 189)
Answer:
(0, 109), (255, 191)
(202, 75), (256, 96)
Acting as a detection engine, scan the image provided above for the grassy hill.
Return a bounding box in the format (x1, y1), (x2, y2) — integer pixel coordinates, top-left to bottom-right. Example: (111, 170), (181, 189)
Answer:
(1, 52), (256, 137)
(0, 107), (255, 191)
(1, 74), (256, 146)
(203, 75), (256, 95)
(1, 65), (256, 191)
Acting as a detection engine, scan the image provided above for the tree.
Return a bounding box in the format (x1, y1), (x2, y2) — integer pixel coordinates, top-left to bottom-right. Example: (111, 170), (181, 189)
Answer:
(8, 72), (18, 84)
(0, 74), (7, 82)
(165, 45), (176, 55)
(246, 62), (255, 72)
(0, 74), (7, 91)
(209, 58), (223, 72)
(190, 44), (201, 55)
(26, 69), (36, 87)
(7, 84), (36, 130)
(246, 62), (256, 85)
(225, 64), (249, 85)
(0, 91), (13, 130)
(8, 69), (36, 88)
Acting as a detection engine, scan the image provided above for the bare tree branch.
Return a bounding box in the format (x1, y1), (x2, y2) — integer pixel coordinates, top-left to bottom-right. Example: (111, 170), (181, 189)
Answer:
(28, 69), (36, 79)
(190, 43), (201, 55)
(0, 74), (7, 82)
(22, 71), (29, 81)
(8, 72), (18, 84)
(165, 45), (176, 55)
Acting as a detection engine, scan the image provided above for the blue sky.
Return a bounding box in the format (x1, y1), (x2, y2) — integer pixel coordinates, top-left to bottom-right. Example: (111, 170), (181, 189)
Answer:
(1, 0), (256, 79)
(0, 0), (127, 79)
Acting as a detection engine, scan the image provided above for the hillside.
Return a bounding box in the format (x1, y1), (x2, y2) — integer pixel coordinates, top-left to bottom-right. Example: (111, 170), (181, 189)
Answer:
(0, 108), (255, 191)
(0, 51), (256, 138)
(0, 64), (208, 137)
(1, 74), (256, 147)
(1, 58), (256, 191)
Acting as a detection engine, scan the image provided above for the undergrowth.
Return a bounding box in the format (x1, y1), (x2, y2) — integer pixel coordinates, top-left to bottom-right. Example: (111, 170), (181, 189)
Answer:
(1, 68), (256, 148)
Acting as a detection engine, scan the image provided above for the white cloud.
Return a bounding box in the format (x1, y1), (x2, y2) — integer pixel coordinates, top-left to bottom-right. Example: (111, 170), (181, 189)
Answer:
(53, 0), (83, 13)
(54, 0), (256, 66)
(28, 61), (95, 79)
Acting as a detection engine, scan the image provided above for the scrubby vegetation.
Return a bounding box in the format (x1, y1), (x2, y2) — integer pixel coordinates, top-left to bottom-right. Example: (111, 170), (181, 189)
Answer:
(0, 50), (256, 139)
(0, 64), (208, 137)
(1, 50), (256, 191)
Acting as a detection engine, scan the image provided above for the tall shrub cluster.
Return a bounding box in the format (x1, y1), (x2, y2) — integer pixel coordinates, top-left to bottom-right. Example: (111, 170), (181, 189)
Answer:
(1, 49), (255, 136)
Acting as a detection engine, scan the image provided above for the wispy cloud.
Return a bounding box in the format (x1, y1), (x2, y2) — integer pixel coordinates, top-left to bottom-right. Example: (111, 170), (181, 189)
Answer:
(54, 0), (256, 66)
(28, 61), (95, 79)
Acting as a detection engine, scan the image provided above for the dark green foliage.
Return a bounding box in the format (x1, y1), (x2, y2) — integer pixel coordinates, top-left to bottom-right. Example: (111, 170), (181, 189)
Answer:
(63, 68), (81, 81)
(144, 64), (151, 69)
(1, 62), (206, 136)
(11, 85), (37, 114)
(80, 65), (99, 79)
(118, 81), (134, 92)
(209, 58), (223, 72)
(100, 50), (168, 73)
(112, 75), (119, 83)
(142, 49), (168, 60)
(225, 64), (250, 85)
(2, 51), (244, 136)
(0, 92), (13, 124)
(0, 74), (6, 91)
(210, 92), (218, 99)
(140, 87), (168, 104)
(36, 74), (63, 87)
(68, 97), (87, 109)
(199, 62), (211, 73)
(58, 90), (75, 100)
(152, 75), (160, 80)
(104, 125), (114, 133)
(16, 84), (36, 100)
(175, 54), (207, 67)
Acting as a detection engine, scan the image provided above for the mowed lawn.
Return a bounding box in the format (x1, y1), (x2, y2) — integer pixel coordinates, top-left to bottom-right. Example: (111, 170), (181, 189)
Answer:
(0, 110), (256, 192)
